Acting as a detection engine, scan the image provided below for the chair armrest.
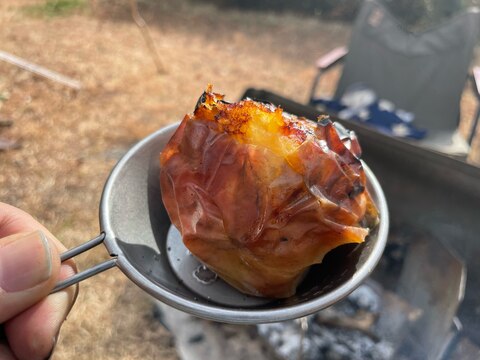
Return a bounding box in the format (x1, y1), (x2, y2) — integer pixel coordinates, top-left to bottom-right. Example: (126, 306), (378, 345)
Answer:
(315, 46), (348, 71)
(468, 66), (480, 145)
(309, 46), (348, 105)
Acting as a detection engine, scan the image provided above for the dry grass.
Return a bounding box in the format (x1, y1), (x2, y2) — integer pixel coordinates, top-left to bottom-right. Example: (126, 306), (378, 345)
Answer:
(0, 1), (479, 359)
(0, 1), (348, 359)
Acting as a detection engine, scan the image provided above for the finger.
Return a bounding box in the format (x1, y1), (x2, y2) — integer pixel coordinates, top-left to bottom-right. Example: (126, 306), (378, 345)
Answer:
(0, 203), (78, 359)
(0, 202), (78, 292)
(0, 231), (62, 323)
(0, 202), (52, 238)
(0, 204), (76, 292)
(0, 202), (69, 253)
(0, 343), (16, 360)
(0, 325), (16, 360)
(5, 262), (78, 360)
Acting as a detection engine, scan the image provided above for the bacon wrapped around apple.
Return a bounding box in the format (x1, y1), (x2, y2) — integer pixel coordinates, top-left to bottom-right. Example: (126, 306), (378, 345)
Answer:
(160, 87), (379, 298)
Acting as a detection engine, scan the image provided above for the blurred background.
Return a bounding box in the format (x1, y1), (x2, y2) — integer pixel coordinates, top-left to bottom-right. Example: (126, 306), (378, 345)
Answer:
(1, 0), (479, 359)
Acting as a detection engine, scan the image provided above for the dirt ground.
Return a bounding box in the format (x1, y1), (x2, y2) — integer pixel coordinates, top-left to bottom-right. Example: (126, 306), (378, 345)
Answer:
(0, 1), (479, 359)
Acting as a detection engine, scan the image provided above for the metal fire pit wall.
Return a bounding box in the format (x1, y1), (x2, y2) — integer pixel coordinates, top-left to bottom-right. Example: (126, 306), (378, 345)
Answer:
(241, 89), (480, 345)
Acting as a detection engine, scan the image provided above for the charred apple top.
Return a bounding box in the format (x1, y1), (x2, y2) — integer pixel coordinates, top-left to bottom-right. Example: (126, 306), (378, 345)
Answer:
(160, 87), (379, 298)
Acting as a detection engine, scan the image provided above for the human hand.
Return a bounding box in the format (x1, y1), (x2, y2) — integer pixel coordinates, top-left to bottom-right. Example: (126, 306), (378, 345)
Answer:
(0, 202), (77, 360)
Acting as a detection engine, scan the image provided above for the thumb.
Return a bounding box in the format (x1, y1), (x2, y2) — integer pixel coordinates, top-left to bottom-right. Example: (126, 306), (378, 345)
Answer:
(0, 230), (61, 323)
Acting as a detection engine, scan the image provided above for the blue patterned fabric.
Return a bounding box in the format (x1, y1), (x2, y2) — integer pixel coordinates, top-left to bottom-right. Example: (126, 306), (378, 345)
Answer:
(313, 84), (427, 140)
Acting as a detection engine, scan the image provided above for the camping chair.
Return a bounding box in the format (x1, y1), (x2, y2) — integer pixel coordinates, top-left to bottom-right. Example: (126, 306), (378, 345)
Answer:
(308, 0), (480, 156)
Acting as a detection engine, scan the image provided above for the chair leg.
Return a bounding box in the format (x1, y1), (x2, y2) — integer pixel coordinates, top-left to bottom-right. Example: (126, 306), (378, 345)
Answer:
(308, 70), (323, 106)
(468, 105), (480, 145)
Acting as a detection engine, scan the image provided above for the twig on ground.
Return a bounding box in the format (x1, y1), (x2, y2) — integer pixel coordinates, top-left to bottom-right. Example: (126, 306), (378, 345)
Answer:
(0, 50), (82, 90)
(129, 0), (166, 74)
(0, 137), (20, 151)
(0, 118), (13, 128)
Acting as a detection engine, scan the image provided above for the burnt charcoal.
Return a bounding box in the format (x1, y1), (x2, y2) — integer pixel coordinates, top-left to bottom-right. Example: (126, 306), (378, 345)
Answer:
(188, 333), (205, 343)
(369, 341), (398, 360)
(312, 325), (393, 360)
(316, 283), (381, 334)
(257, 283), (395, 360)
(344, 284), (381, 313)
(257, 322), (303, 360)
(329, 283), (380, 316)
(258, 317), (394, 360)
(323, 343), (351, 360)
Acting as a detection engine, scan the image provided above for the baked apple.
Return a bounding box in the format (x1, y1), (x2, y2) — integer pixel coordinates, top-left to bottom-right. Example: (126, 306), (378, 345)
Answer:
(160, 87), (378, 298)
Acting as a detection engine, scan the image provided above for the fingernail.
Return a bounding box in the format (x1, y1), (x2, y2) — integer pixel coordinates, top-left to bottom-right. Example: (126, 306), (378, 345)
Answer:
(0, 230), (52, 292)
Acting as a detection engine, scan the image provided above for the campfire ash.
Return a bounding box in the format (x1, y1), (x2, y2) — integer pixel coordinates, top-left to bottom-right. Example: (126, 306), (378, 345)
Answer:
(257, 282), (415, 360)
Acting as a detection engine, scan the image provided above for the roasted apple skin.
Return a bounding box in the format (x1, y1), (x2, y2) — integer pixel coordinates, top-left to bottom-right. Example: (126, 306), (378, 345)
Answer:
(160, 89), (378, 298)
